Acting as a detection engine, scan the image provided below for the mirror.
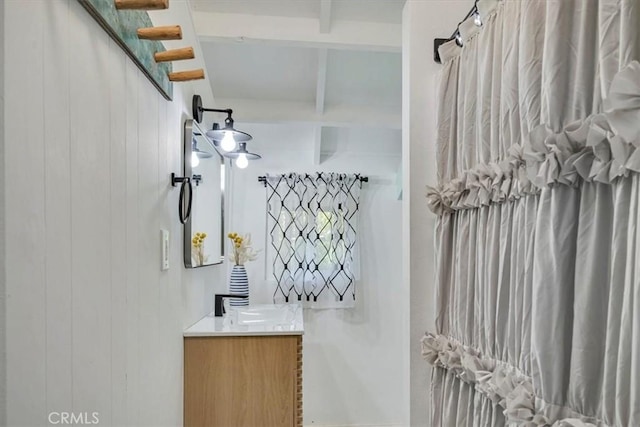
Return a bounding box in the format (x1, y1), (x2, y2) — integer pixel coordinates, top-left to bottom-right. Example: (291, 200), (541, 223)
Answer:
(183, 119), (225, 268)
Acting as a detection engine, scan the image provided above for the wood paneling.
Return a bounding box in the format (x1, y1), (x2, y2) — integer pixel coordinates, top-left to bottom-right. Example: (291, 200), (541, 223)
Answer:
(184, 335), (302, 427)
(0, 0), (5, 421)
(4, 1), (216, 425)
(70, 0), (112, 419)
(5, 2), (47, 425)
(137, 56), (161, 426)
(43, 0), (73, 416)
(109, 35), (128, 427)
(125, 56), (141, 426)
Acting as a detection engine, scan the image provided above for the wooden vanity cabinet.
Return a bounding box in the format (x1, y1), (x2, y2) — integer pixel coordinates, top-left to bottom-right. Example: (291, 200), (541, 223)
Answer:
(184, 335), (303, 427)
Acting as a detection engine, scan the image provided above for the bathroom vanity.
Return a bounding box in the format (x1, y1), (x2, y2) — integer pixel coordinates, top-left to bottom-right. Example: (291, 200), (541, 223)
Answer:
(183, 304), (304, 427)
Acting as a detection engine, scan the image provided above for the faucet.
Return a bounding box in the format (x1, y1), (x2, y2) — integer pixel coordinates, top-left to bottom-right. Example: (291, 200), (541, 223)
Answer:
(214, 294), (248, 317)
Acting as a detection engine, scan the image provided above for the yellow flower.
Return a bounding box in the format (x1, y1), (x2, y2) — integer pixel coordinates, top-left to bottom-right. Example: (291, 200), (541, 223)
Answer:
(201, 233), (207, 238)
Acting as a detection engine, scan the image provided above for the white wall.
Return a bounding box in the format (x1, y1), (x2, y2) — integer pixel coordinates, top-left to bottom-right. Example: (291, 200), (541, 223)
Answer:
(0, 0), (6, 423)
(3, 1), (226, 425)
(229, 123), (405, 426)
(402, 1), (475, 425)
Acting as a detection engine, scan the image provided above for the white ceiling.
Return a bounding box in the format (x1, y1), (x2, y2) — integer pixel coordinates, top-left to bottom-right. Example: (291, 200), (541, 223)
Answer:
(190, 0), (404, 162)
(191, 0), (320, 18)
(190, 0), (404, 23)
(331, 0), (404, 24)
(201, 43), (319, 102)
(324, 49), (401, 111)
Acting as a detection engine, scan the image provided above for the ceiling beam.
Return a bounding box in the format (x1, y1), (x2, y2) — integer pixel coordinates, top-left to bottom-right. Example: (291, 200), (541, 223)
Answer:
(319, 0), (332, 34)
(315, 49), (328, 114)
(215, 98), (401, 130)
(314, 48), (328, 165)
(193, 11), (401, 52)
(313, 126), (323, 166)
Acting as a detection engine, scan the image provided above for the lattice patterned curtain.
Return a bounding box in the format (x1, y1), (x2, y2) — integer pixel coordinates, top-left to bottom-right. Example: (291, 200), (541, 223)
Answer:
(264, 173), (362, 308)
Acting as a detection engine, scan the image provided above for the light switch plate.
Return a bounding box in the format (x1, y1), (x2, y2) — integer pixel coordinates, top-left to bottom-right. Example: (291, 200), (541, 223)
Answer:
(161, 229), (170, 270)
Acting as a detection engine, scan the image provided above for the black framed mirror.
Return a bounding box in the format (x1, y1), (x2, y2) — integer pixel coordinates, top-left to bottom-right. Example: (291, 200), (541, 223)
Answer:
(182, 119), (225, 268)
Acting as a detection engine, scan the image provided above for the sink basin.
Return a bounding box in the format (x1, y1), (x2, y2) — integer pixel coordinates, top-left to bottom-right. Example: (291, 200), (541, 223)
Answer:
(225, 304), (301, 327)
(184, 303), (304, 337)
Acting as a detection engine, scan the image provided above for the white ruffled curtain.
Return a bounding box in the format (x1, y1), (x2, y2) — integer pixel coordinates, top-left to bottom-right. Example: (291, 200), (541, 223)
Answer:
(423, 0), (640, 426)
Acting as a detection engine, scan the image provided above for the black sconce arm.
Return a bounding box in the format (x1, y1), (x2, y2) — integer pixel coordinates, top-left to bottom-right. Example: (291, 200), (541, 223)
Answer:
(201, 107), (232, 115)
(192, 94), (232, 123)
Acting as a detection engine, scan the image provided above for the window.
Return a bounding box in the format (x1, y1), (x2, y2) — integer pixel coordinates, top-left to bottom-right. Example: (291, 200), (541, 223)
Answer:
(264, 173), (363, 308)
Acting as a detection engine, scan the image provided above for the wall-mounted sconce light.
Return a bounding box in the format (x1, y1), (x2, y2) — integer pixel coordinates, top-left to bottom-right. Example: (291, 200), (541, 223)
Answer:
(191, 136), (212, 167)
(224, 142), (262, 169)
(192, 95), (252, 152)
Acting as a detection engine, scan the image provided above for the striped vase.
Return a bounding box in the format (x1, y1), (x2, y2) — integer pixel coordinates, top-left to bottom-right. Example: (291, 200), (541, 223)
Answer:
(228, 264), (249, 306)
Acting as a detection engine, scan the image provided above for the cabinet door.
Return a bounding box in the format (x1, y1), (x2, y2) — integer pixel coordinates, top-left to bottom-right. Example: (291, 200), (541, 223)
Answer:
(295, 337), (303, 427)
(184, 335), (299, 427)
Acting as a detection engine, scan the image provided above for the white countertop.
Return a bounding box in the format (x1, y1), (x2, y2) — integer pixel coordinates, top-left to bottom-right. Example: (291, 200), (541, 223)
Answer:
(184, 304), (304, 337)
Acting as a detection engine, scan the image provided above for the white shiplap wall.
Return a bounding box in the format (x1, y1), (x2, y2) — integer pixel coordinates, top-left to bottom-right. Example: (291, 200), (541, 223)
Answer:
(4, 1), (225, 425)
(0, 0), (6, 423)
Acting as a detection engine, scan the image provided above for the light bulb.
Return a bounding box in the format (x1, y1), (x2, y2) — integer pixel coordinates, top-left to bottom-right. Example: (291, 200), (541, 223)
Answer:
(220, 131), (236, 152)
(236, 153), (249, 169)
(474, 12), (482, 26)
(455, 32), (463, 47)
(191, 151), (200, 167)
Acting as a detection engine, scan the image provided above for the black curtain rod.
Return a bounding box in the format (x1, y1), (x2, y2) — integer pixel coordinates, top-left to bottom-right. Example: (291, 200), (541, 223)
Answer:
(258, 174), (369, 187)
(434, 0), (480, 64)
